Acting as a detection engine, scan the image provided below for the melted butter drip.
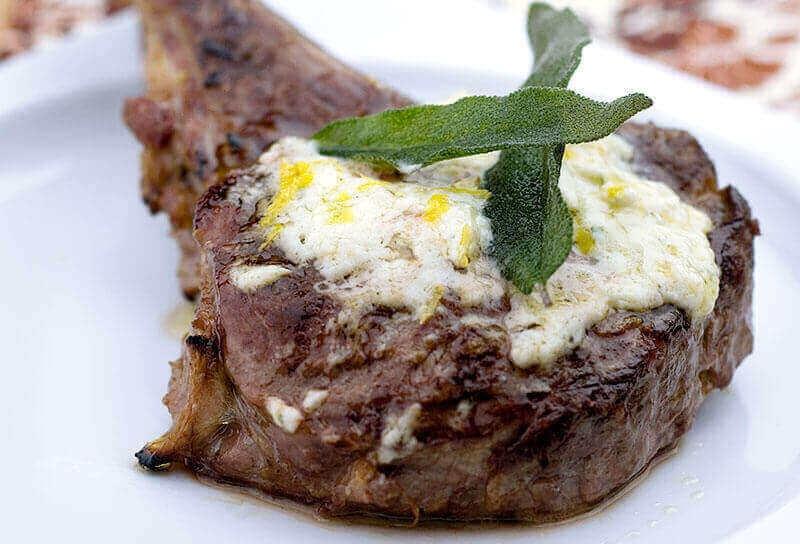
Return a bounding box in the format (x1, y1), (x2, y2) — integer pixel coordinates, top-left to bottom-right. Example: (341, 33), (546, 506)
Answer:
(259, 161), (314, 241)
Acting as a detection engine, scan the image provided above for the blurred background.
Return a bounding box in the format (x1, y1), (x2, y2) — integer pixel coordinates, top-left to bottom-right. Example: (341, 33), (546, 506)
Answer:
(4, 0), (798, 116)
(0, 0), (126, 59)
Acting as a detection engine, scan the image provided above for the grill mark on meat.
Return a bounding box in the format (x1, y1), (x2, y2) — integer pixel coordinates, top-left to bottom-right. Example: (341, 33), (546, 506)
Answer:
(200, 38), (236, 61)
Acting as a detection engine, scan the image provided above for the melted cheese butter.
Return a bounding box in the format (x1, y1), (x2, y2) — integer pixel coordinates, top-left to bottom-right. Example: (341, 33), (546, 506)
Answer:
(255, 138), (502, 323)
(507, 137), (719, 365)
(253, 136), (719, 368)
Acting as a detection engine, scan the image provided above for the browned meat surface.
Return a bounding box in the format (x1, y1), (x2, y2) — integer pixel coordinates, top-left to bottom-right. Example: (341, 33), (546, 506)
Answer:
(136, 122), (757, 523)
(123, 0), (409, 297)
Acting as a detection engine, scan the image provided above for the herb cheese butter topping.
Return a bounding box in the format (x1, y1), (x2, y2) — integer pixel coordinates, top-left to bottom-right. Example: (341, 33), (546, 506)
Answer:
(233, 3), (718, 368)
(246, 135), (719, 368)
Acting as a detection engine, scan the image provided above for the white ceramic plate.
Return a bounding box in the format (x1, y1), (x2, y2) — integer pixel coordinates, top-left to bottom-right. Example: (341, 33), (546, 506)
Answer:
(1, 2), (798, 542)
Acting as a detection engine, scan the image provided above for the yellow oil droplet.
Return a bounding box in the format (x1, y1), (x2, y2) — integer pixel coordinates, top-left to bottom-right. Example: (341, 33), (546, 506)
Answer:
(261, 223), (284, 249)
(419, 285), (445, 324)
(327, 191), (354, 224)
(575, 227), (595, 255)
(443, 186), (492, 199)
(456, 225), (473, 268)
(603, 181), (635, 211)
(356, 179), (386, 192)
(605, 183), (625, 201)
(423, 194), (450, 223)
(690, 490), (705, 501)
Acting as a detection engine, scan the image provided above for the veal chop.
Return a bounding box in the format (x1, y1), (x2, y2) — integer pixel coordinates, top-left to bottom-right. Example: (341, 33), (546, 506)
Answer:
(129, 0), (756, 524)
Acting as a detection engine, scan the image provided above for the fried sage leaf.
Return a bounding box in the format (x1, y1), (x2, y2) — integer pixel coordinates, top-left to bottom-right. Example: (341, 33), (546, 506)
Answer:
(312, 88), (651, 171)
(486, 3), (598, 293)
(311, 2), (652, 293)
(523, 2), (590, 88)
(484, 145), (572, 293)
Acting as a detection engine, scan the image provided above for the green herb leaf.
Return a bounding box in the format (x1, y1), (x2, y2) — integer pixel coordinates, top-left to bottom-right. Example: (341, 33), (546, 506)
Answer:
(484, 145), (571, 293)
(310, 2), (652, 294)
(523, 3), (590, 88)
(486, 3), (602, 293)
(313, 88), (651, 170)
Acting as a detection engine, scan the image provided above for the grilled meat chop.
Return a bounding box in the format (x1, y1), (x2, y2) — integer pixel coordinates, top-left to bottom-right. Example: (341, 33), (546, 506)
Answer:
(137, 130), (755, 522)
(123, 0), (409, 297)
(129, 0), (756, 524)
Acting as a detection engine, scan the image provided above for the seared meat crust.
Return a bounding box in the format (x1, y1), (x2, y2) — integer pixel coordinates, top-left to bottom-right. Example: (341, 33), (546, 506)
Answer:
(123, 0), (410, 296)
(137, 123), (757, 523)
